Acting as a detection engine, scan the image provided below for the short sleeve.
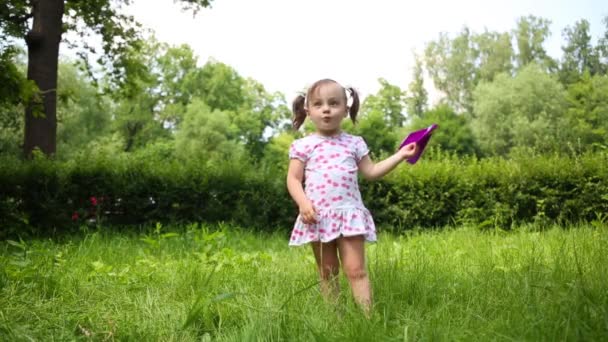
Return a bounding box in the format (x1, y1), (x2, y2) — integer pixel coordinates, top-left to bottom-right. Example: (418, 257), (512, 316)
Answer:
(289, 139), (309, 162)
(354, 136), (370, 162)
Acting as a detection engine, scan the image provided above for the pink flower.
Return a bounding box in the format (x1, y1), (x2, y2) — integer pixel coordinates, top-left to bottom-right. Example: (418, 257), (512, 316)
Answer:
(71, 212), (79, 221)
(90, 196), (98, 206)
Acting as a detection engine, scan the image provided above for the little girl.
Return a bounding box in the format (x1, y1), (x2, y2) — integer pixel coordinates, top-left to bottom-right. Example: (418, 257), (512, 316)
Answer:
(286, 79), (418, 314)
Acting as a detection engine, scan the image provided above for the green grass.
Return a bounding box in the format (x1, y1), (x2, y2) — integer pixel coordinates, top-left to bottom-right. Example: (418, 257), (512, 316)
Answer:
(1, 223), (607, 341)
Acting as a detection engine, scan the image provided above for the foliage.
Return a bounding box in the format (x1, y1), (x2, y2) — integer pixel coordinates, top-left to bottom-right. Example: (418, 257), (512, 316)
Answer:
(349, 111), (397, 158)
(0, 47), (36, 155)
(56, 0), (212, 93)
(407, 104), (479, 156)
(472, 64), (567, 156)
(0, 46), (28, 108)
(106, 47), (289, 158)
(2, 13), (606, 163)
(424, 27), (516, 114)
(424, 28), (478, 113)
(598, 16), (608, 66)
(231, 78), (291, 159)
(152, 43), (201, 127)
(362, 151), (608, 230)
(512, 15), (557, 71)
(559, 19), (604, 85)
(1, 152), (606, 237)
(174, 99), (245, 163)
(350, 79), (408, 157)
(563, 72), (608, 152)
(405, 54), (428, 118)
(56, 62), (113, 157)
(0, 0), (215, 156)
(260, 131), (297, 175)
(473, 30), (514, 81)
(360, 78), (407, 127)
(195, 59), (247, 112)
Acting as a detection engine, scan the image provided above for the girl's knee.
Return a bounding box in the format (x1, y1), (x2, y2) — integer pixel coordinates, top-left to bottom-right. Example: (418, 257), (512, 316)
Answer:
(343, 266), (367, 281)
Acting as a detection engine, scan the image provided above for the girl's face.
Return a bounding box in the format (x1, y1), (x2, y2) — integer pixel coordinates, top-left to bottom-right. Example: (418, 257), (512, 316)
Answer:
(306, 82), (349, 136)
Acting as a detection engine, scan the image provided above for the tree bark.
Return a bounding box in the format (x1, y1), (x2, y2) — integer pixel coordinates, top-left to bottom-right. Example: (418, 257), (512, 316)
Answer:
(23, 0), (64, 157)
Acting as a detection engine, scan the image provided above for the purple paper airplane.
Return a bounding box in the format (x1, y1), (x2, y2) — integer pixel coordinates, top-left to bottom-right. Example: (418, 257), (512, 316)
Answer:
(399, 124), (438, 164)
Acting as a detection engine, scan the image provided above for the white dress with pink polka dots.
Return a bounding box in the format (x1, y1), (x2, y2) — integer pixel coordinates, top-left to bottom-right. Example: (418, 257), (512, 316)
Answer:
(288, 132), (377, 246)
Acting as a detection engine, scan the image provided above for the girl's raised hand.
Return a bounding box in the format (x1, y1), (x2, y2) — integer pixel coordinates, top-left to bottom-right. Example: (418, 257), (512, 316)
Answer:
(299, 200), (318, 224)
(398, 142), (419, 160)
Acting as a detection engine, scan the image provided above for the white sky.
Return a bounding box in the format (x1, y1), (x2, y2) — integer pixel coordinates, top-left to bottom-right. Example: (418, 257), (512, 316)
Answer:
(125, 0), (607, 102)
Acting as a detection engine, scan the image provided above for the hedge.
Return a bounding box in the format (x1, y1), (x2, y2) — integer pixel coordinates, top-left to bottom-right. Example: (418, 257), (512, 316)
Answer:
(362, 152), (607, 229)
(0, 152), (606, 237)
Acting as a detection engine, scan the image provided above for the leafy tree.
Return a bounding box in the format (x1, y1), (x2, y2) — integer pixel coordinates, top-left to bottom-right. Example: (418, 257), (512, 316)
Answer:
(155, 43), (201, 127)
(261, 131), (296, 174)
(106, 39), (290, 156)
(564, 72), (608, 151)
(361, 78), (407, 127)
(424, 28), (478, 113)
(407, 104), (479, 156)
(174, 99), (245, 164)
(233, 78), (290, 159)
(108, 39), (168, 152)
(512, 15), (557, 71)
(0, 46), (29, 109)
(0, 0), (213, 157)
(194, 59), (247, 112)
(0, 101), (23, 156)
(472, 64), (567, 156)
(56, 62), (112, 157)
(0, 46), (28, 156)
(598, 16), (608, 68)
(168, 58), (288, 159)
(350, 79), (407, 156)
(58, 40), (289, 159)
(559, 19), (599, 85)
(405, 54), (428, 118)
(424, 27), (514, 114)
(345, 111), (397, 158)
(473, 30), (514, 82)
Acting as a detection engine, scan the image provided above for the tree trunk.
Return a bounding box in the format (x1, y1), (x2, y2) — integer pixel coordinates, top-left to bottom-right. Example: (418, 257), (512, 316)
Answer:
(23, 0), (64, 157)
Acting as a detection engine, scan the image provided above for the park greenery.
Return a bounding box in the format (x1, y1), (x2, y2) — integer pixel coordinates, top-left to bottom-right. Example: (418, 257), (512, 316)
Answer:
(1, 3), (607, 340)
(1, 11), (607, 161)
(1, 9), (607, 234)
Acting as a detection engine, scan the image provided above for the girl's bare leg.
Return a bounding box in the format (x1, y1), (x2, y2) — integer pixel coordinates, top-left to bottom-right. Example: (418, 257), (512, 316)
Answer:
(337, 235), (372, 315)
(311, 240), (340, 303)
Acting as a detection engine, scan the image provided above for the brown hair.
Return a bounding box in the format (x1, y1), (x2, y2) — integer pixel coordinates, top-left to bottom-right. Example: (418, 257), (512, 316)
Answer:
(291, 79), (360, 130)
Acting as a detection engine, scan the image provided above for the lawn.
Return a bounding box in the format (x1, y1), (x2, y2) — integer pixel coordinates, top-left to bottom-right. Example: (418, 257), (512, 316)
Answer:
(1, 223), (607, 341)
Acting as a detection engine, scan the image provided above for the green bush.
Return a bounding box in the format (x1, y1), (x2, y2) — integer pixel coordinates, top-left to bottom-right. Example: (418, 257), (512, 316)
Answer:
(0, 154), (295, 237)
(0, 151), (606, 236)
(362, 150), (608, 229)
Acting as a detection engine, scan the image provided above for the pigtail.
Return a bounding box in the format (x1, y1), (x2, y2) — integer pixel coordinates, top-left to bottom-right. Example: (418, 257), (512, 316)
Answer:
(347, 87), (360, 124)
(292, 94), (307, 130)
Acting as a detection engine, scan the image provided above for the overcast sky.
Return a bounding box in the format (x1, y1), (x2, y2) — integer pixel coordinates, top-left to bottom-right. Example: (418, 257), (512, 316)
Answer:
(125, 0), (607, 102)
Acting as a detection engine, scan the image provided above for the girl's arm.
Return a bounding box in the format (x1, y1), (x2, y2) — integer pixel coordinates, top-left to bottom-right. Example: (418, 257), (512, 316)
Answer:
(286, 159), (317, 224)
(358, 143), (418, 181)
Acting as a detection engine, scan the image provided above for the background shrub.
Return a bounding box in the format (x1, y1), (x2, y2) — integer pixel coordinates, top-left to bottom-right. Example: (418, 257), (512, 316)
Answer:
(1, 151), (606, 237)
